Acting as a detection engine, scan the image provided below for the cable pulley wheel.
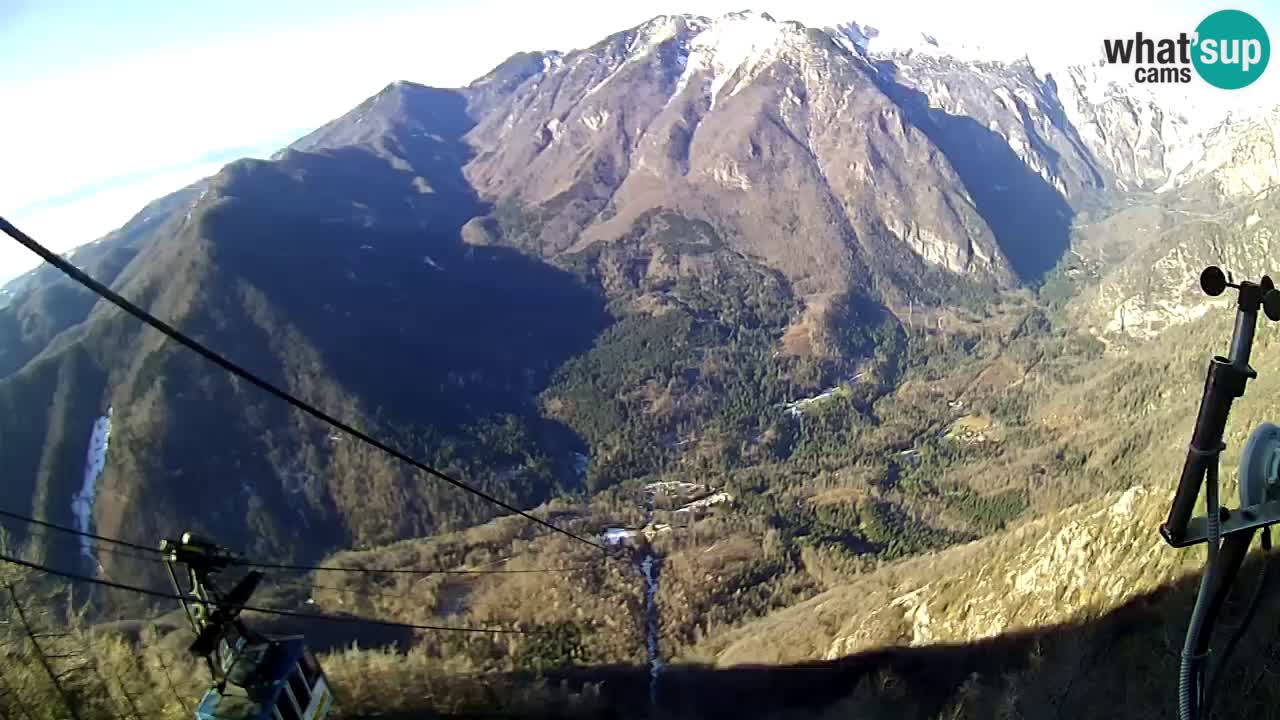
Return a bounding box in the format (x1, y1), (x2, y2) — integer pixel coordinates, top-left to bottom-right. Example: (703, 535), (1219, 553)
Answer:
(1238, 422), (1280, 506)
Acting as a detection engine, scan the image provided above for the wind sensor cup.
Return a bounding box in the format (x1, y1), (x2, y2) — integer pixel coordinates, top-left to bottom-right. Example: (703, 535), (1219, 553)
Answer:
(1162, 267), (1280, 546)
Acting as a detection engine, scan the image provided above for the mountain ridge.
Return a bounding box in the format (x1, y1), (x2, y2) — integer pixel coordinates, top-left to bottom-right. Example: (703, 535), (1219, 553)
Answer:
(0, 6), (1275, 627)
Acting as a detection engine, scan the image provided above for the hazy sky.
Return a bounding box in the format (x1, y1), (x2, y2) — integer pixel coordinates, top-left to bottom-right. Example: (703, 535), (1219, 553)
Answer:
(2, 0), (1276, 281)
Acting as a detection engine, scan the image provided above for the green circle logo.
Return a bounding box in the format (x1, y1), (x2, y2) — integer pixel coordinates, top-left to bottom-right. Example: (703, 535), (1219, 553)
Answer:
(1193, 10), (1270, 89)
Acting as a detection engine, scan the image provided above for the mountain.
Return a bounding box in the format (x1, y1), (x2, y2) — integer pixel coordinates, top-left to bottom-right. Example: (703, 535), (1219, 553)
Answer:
(1, 8), (1275, 626)
(1048, 106), (1280, 345)
(8, 8), (1280, 720)
(460, 11), (1076, 294)
(0, 84), (610, 581)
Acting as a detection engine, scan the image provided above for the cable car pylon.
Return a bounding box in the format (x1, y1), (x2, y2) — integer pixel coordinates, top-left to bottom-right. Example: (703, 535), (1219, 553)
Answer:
(162, 533), (333, 720)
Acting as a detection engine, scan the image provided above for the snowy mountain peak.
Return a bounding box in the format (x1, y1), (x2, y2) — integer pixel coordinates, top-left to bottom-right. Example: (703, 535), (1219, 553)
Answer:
(723, 9), (776, 22)
(683, 9), (799, 107)
(829, 19), (1021, 64)
(566, 10), (810, 111)
(622, 10), (798, 59)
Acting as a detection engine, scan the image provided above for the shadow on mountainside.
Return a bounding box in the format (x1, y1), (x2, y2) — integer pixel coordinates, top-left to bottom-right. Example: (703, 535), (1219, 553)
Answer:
(199, 88), (610, 429)
(872, 64), (1074, 285)
(0, 86), (612, 588)
(354, 552), (1280, 719)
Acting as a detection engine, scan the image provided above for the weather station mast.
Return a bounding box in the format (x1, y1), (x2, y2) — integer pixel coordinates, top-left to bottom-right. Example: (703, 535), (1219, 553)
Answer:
(1160, 266), (1280, 720)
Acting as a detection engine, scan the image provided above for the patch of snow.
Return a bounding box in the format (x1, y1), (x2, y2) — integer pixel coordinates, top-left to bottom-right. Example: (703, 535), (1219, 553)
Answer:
(829, 28), (862, 56)
(544, 117), (562, 141)
(1155, 155), (1198, 193)
(781, 387), (840, 417)
(578, 11), (809, 114)
(72, 408), (112, 563)
(423, 255), (444, 270)
(665, 46), (699, 110)
(841, 20), (1014, 63)
(541, 52), (564, 73)
(582, 110), (610, 131)
(689, 11), (787, 111)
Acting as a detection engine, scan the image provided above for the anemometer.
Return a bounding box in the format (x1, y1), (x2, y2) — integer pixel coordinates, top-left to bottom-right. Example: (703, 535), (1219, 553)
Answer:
(1160, 266), (1280, 720)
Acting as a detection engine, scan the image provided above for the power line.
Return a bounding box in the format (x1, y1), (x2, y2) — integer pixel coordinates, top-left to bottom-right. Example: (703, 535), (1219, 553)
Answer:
(0, 509), (594, 576)
(0, 510), (163, 557)
(275, 568), (587, 604)
(0, 520), (168, 567)
(239, 559), (594, 575)
(0, 216), (606, 552)
(0, 554), (531, 636)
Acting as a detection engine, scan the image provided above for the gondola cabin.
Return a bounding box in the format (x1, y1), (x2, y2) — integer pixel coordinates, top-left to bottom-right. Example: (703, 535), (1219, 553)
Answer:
(194, 635), (331, 720)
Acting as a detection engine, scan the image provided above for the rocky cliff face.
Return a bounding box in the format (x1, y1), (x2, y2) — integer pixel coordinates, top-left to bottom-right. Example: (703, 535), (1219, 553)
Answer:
(1164, 107), (1280, 199)
(1072, 184), (1280, 345)
(1052, 64), (1199, 193)
(459, 11), (1026, 304)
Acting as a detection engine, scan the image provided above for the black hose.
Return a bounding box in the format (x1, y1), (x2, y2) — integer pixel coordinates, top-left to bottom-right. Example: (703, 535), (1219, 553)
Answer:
(1204, 528), (1271, 717)
(1180, 459), (1222, 720)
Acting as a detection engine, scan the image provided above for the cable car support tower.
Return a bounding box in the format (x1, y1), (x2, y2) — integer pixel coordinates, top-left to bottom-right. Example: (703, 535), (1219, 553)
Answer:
(163, 533), (332, 720)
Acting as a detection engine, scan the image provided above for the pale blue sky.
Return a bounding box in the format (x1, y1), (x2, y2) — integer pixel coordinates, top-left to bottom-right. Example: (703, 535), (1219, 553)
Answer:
(2, 0), (1276, 281)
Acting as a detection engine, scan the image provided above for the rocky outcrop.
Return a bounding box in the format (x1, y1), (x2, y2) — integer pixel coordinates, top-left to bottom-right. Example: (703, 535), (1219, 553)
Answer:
(1073, 187), (1280, 344)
